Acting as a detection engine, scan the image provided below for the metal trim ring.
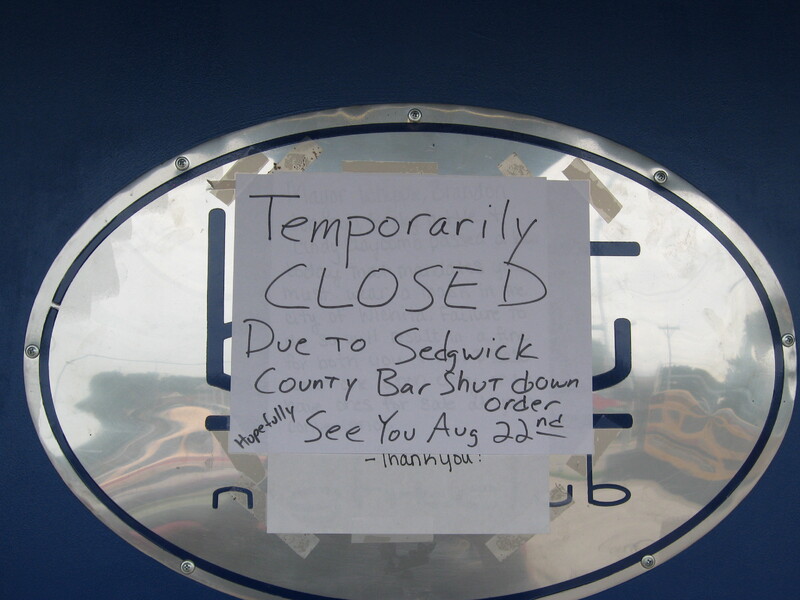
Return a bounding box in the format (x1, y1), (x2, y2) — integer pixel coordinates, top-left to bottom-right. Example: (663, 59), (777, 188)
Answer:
(24, 104), (795, 600)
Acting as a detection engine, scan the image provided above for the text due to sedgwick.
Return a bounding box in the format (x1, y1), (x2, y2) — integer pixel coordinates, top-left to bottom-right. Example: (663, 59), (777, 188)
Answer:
(230, 173), (593, 456)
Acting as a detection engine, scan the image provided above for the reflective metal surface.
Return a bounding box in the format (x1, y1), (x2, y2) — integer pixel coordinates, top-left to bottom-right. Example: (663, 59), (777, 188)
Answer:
(24, 105), (795, 600)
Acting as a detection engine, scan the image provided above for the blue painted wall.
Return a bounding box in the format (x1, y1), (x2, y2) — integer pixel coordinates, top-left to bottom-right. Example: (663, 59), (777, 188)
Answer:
(3, 1), (798, 599)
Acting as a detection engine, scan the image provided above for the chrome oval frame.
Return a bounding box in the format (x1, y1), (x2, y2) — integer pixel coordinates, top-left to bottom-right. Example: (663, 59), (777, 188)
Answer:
(23, 104), (796, 600)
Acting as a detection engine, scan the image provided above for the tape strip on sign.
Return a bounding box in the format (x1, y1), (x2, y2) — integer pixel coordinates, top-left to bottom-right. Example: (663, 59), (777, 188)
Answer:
(498, 152), (533, 177)
(273, 140), (323, 172)
(342, 160), (438, 174)
(208, 153), (274, 205)
(562, 157), (624, 223)
(486, 483), (576, 561)
(351, 534), (435, 544)
(276, 534), (320, 559)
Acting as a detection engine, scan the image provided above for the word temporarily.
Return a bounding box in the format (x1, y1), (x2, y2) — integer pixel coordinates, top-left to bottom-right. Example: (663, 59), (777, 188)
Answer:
(262, 195), (535, 269)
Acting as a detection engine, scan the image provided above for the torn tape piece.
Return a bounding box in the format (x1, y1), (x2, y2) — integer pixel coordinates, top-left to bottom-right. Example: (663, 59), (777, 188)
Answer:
(251, 487), (267, 525)
(486, 535), (534, 562)
(593, 428), (621, 461)
(567, 439), (619, 477)
(273, 140), (323, 172)
(277, 534), (319, 559)
(342, 160), (438, 174)
(498, 153), (532, 177)
(486, 482), (571, 562)
(562, 158), (623, 223)
(566, 454), (587, 477)
(550, 483), (574, 520)
(550, 483), (575, 523)
(207, 153), (274, 205)
(351, 534), (435, 544)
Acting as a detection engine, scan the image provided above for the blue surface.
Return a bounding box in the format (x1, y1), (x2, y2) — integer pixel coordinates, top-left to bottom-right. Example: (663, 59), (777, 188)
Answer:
(3, 2), (798, 599)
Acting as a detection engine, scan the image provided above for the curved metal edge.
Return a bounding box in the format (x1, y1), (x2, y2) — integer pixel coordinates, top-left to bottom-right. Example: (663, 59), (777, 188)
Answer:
(26, 103), (797, 344)
(23, 104), (797, 600)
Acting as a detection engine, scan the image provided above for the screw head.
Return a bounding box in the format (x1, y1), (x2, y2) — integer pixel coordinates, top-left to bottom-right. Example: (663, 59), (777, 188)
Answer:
(640, 555), (656, 569)
(653, 170), (668, 184)
(25, 344), (40, 359)
(180, 560), (195, 574)
(407, 108), (422, 122)
(175, 156), (190, 171)
(782, 333), (795, 347)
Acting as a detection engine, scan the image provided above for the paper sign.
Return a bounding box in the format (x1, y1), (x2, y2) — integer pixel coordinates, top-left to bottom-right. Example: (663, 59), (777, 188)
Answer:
(267, 453), (550, 534)
(230, 173), (592, 455)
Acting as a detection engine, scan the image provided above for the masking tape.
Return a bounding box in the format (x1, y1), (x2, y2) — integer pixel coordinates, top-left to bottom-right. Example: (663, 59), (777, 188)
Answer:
(594, 428), (621, 460)
(486, 484), (574, 561)
(351, 534), (435, 544)
(549, 483), (574, 521)
(486, 534), (534, 561)
(566, 429), (621, 476)
(276, 534), (320, 559)
(273, 140), (323, 172)
(566, 454), (586, 476)
(341, 160), (438, 174)
(562, 158), (623, 223)
(207, 153), (274, 205)
(498, 153), (532, 177)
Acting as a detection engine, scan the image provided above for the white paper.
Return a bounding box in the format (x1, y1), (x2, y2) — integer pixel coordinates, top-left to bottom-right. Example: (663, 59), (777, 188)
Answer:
(230, 173), (592, 455)
(267, 453), (550, 534)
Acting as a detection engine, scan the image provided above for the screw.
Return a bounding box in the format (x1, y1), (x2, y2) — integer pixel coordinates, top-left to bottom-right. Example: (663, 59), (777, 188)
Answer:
(25, 344), (40, 359)
(180, 560), (195, 574)
(641, 555), (656, 569)
(407, 108), (422, 122)
(175, 156), (190, 171)
(782, 333), (795, 347)
(653, 170), (668, 184)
